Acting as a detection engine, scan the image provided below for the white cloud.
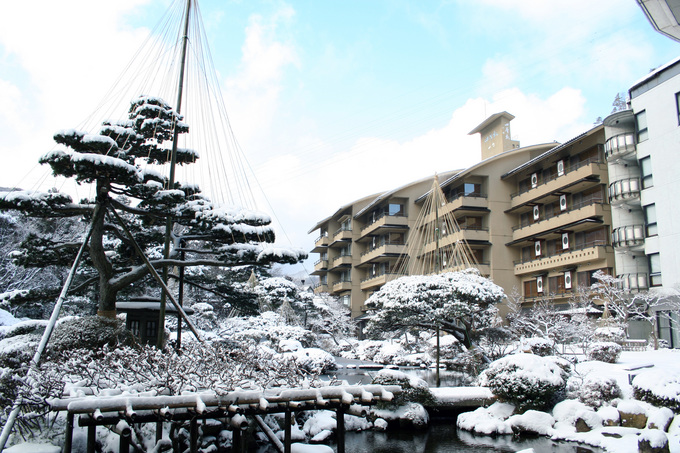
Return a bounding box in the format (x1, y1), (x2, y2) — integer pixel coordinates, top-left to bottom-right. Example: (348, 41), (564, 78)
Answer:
(0, 0), (152, 191)
(263, 86), (589, 256)
(223, 5), (298, 155)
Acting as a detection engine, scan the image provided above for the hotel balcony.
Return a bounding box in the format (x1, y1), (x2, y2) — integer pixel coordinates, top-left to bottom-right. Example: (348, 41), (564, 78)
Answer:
(330, 254), (353, 270)
(359, 214), (409, 239)
(514, 240), (612, 276)
(360, 272), (402, 290)
(509, 158), (607, 211)
(331, 280), (352, 293)
(423, 194), (488, 224)
(604, 133), (636, 162)
(312, 259), (328, 275)
(611, 224), (645, 250)
(313, 283), (329, 294)
(359, 242), (406, 265)
(422, 228), (490, 255)
(608, 178), (641, 206)
(311, 233), (330, 253)
(511, 200), (608, 243)
(330, 228), (353, 246)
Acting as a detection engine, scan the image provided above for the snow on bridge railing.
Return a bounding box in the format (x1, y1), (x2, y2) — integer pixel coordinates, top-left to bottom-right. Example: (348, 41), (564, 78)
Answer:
(48, 384), (403, 416)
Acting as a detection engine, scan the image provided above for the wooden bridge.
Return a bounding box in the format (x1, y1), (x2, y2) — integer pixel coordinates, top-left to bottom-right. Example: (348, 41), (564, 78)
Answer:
(48, 384), (402, 453)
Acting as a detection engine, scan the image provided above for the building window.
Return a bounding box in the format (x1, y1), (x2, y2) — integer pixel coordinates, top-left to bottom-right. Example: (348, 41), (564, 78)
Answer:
(387, 203), (404, 216)
(676, 91), (680, 125)
(644, 204), (658, 237)
(648, 253), (662, 287)
(523, 279), (539, 298)
(636, 110), (648, 142)
(130, 320), (140, 336)
(640, 156), (653, 189)
(146, 320), (157, 340)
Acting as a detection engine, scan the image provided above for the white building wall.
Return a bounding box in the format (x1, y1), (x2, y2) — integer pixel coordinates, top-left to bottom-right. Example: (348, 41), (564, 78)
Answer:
(631, 60), (680, 291)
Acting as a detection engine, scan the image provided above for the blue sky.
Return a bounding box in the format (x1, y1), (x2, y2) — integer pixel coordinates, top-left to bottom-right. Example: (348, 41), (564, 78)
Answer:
(0, 0), (678, 273)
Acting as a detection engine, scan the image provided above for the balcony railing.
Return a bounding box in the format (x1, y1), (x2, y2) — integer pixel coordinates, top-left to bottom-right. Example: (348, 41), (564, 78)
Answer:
(446, 192), (487, 203)
(511, 155), (603, 198)
(514, 239), (608, 265)
(608, 178), (640, 204)
(611, 225), (645, 248)
(333, 226), (352, 237)
(361, 240), (406, 256)
(361, 212), (407, 232)
(513, 198), (604, 231)
(361, 271), (404, 284)
(605, 133), (636, 161)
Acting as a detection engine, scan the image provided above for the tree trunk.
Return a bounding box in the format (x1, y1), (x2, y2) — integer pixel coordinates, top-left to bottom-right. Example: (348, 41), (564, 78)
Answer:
(90, 181), (117, 316)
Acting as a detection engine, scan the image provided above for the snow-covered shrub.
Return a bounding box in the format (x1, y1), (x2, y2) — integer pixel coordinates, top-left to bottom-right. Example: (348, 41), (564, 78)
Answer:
(289, 348), (336, 374)
(593, 326), (625, 342)
(570, 376), (622, 408)
(371, 369), (436, 407)
(586, 341), (621, 363)
(221, 312), (315, 349)
(479, 353), (569, 412)
(189, 302), (218, 331)
(524, 337), (554, 357)
(0, 319), (46, 340)
(633, 370), (680, 412)
(47, 316), (136, 352)
(448, 349), (486, 374)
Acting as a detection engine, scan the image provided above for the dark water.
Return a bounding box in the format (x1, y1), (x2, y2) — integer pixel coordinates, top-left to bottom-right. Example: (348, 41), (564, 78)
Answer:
(311, 366), (604, 453)
(341, 422), (602, 453)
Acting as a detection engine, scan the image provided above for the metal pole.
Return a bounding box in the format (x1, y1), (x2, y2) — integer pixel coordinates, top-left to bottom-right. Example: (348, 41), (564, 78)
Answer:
(158, 0), (192, 348)
(0, 210), (98, 451)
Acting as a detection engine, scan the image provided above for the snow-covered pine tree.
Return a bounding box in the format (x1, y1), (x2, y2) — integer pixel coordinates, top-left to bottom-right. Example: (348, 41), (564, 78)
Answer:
(365, 268), (504, 352)
(0, 96), (306, 317)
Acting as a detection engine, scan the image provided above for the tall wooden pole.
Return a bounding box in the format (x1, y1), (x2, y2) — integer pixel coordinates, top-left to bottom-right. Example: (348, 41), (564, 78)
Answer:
(158, 0), (192, 348)
(434, 175), (442, 388)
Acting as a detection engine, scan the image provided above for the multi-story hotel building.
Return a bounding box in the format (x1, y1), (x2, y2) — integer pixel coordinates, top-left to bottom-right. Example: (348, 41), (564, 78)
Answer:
(309, 112), (613, 318)
(310, 57), (680, 345)
(603, 56), (680, 347)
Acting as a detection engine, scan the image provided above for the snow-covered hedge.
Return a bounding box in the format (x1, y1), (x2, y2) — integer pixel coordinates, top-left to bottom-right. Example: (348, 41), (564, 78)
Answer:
(479, 353), (569, 412)
(586, 341), (622, 363)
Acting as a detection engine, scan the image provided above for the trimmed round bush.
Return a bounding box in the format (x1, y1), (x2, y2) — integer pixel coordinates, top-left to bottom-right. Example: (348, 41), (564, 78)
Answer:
(575, 376), (622, 408)
(372, 369), (436, 407)
(480, 353), (569, 412)
(587, 341), (622, 363)
(525, 337), (555, 357)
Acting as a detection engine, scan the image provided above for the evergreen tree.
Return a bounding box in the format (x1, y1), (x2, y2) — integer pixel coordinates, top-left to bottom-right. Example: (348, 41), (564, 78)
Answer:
(365, 268), (504, 351)
(0, 96), (306, 317)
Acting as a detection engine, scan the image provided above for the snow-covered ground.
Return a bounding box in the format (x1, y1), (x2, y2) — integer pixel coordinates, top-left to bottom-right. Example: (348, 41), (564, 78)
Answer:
(455, 349), (680, 453)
